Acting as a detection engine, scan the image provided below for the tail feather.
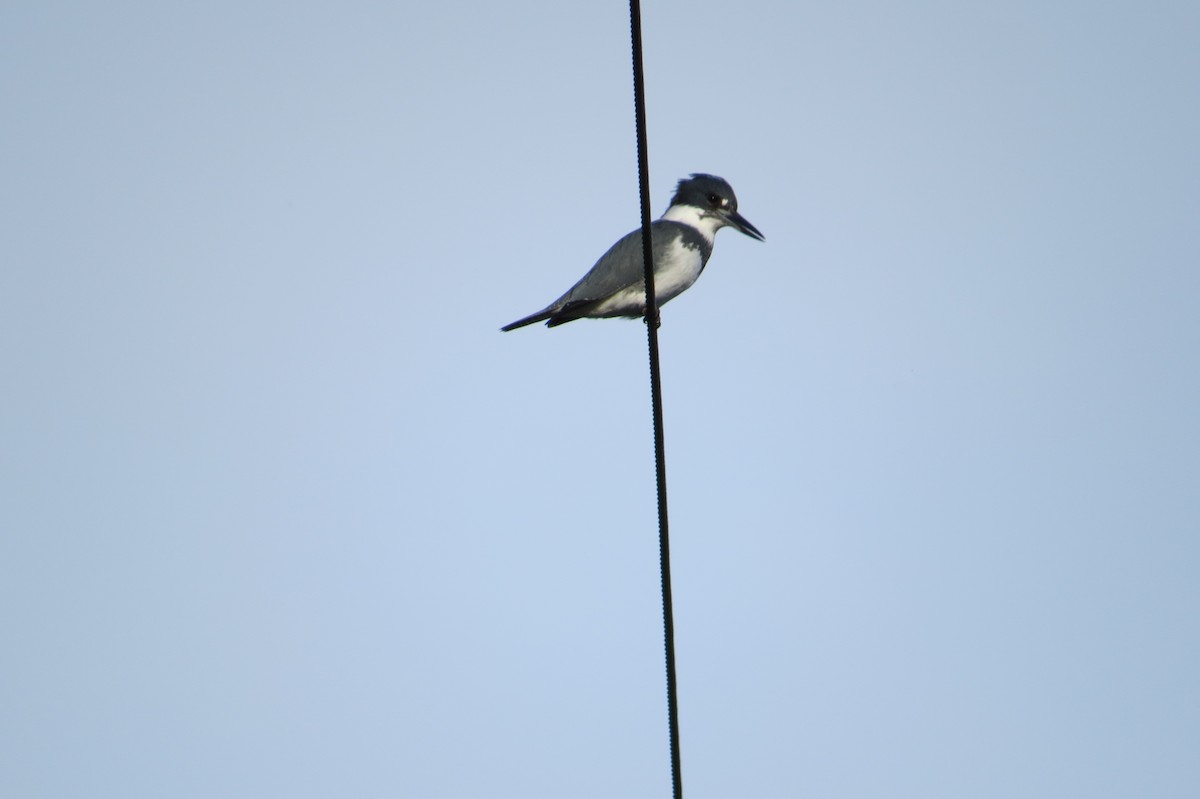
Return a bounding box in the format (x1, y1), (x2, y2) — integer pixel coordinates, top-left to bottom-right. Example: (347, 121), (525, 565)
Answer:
(500, 307), (554, 331)
(502, 298), (611, 331)
(544, 299), (603, 327)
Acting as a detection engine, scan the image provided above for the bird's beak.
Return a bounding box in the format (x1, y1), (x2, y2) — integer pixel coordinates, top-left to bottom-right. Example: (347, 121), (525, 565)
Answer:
(726, 209), (765, 241)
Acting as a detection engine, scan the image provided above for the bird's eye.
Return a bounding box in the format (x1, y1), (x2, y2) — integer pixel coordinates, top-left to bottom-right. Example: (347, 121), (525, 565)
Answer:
(706, 193), (721, 206)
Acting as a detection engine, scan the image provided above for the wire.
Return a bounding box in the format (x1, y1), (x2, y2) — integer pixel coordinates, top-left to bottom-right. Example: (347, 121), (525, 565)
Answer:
(628, 2), (683, 798)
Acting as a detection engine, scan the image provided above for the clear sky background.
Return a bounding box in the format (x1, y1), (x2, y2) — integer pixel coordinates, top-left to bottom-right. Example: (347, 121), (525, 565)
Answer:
(3, 2), (1198, 797)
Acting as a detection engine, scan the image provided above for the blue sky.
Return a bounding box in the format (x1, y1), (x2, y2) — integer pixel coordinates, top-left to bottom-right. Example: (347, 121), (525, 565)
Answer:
(3, 2), (1198, 797)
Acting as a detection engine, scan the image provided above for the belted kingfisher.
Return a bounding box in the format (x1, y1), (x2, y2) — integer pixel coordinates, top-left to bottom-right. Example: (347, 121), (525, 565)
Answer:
(501, 173), (764, 331)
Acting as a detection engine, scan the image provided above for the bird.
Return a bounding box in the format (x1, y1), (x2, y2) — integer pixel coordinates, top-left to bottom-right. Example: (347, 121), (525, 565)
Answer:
(501, 173), (764, 331)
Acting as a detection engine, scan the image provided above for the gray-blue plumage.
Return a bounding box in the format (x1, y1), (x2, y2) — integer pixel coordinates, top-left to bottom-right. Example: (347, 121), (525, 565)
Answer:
(501, 174), (763, 331)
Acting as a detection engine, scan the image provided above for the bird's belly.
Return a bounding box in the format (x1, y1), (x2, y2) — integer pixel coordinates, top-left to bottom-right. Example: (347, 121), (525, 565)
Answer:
(653, 245), (705, 302)
(588, 242), (704, 317)
(588, 285), (650, 317)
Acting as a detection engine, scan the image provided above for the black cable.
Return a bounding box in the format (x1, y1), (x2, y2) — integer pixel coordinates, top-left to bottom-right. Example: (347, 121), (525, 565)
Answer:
(628, 3), (682, 798)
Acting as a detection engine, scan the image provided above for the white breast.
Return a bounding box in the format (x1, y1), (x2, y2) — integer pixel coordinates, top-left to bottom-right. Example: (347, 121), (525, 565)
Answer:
(586, 235), (705, 316)
(652, 236), (706, 302)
